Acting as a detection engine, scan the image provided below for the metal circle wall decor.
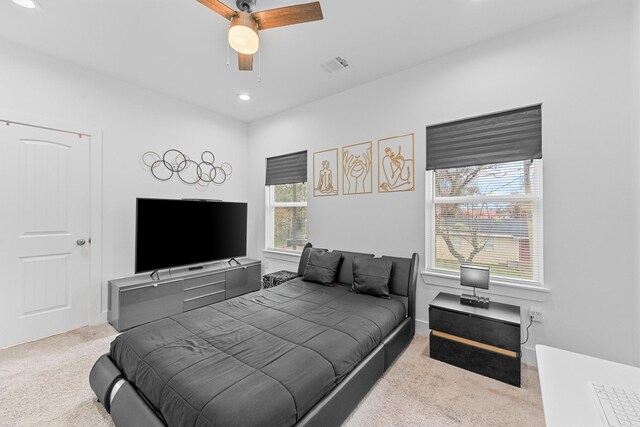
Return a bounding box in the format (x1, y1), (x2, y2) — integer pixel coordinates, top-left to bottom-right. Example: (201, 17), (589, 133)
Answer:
(221, 162), (232, 175)
(151, 159), (173, 181)
(198, 162), (217, 183)
(142, 149), (232, 189)
(163, 149), (188, 172)
(212, 167), (227, 184)
(176, 159), (202, 185)
(142, 151), (160, 168)
(201, 150), (215, 164)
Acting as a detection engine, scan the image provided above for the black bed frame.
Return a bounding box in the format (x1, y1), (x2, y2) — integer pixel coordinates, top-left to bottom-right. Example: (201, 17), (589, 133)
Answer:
(90, 244), (419, 427)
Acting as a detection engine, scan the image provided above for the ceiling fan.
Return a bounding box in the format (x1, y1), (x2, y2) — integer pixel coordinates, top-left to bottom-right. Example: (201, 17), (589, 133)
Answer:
(197, 0), (324, 71)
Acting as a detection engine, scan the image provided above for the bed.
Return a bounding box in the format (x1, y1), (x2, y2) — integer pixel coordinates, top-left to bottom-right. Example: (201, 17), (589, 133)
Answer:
(90, 244), (418, 427)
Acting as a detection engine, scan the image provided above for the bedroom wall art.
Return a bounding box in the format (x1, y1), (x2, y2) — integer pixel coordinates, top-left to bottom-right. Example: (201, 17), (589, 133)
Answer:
(313, 148), (339, 197)
(378, 133), (415, 193)
(342, 141), (372, 195)
(141, 149), (232, 189)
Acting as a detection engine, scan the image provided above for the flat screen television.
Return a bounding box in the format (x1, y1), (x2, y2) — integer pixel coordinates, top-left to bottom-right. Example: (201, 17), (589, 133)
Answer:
(135, 198), (247, 273)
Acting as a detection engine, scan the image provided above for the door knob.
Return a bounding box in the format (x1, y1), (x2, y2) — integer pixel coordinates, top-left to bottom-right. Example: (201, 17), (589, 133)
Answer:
(76, 239), (86, 246)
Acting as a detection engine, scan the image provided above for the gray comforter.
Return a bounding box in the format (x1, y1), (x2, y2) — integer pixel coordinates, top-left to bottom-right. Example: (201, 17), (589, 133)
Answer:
(110, 278), (406, 427)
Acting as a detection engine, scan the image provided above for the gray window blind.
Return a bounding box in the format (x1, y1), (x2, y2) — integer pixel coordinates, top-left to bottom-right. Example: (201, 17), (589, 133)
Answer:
(426, 105), (542, 170)
(265, 150), (307, 186)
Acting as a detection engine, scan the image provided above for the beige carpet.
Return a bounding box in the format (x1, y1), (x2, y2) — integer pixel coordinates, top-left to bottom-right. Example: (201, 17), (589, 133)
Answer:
(0, 325), (544, 427)
(344, 335), (544, 427)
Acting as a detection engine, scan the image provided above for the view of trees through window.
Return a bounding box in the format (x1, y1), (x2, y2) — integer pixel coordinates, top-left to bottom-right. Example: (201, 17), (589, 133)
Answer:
(272, 183), (308, 251)
(433, 160), (538, 280)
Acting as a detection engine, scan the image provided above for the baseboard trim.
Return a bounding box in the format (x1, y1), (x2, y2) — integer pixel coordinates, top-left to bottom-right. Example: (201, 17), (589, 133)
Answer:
(93, 310), (108, 325)
(522, 345), (537, 366)
(415, 319), (430, 335)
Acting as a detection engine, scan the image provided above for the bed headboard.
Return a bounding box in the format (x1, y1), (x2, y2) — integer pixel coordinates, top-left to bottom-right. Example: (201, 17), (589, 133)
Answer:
(297, 243), (419, 320)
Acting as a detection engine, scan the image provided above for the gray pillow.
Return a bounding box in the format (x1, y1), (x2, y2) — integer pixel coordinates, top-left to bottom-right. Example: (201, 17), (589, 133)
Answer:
(352, 256), (393, 298)
(303, 249), (343, 285)
(333, 250), (374, 285)
(297, 245), (315, 277)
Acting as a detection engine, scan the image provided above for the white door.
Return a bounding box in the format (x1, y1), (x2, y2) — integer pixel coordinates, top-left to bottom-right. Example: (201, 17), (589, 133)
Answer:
(0, 122), (91, 348)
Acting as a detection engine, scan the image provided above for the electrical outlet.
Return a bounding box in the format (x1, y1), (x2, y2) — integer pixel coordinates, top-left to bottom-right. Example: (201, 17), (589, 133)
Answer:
(529, 306), (543, 322)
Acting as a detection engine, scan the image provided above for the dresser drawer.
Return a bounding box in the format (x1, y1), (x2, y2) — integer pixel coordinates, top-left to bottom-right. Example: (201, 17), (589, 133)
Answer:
(183, 281), (225, 301)
(429, 306), (520, 352)
(183, 290), (225, 311)
(430, 333), (521, 387)
(183, 272), (225, 291)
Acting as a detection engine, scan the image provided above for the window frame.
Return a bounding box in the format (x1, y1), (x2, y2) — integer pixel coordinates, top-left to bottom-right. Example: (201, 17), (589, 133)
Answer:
(264, 183), (308, 253)
(425, 159), (544, 287)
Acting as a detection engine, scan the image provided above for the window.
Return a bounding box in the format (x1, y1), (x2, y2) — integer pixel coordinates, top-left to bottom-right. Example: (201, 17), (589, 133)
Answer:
(428, 160), (542, 283)
(425, 105), (543, 285)
(265, 151), (308, 252)
(266, 183), (308, 251)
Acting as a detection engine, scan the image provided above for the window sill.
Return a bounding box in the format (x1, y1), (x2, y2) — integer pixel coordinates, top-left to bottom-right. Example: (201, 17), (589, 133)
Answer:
(420, 270), (550, 302)
(263, 249), (302, 263)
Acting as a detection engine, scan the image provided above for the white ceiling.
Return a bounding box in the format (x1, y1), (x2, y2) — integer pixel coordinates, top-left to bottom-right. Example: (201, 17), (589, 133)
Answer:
(0, 0), (603, 123)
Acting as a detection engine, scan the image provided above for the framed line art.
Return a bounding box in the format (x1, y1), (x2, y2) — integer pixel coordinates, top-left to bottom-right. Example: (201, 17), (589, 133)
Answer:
(342, 141), (372, 195)
(378, 133), (415, 193)
(313, 148), (339, 197)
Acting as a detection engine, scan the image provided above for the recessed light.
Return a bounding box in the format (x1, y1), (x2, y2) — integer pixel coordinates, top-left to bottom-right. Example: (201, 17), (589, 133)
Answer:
(238, 93), (251, 101)
(12, 0), (38, 9)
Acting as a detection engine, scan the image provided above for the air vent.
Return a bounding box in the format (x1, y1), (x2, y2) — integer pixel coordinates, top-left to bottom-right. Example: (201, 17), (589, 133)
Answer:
(320, 57), (349, 73)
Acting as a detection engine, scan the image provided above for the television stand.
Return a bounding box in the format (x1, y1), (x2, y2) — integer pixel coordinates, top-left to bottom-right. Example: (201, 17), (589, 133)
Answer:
(228, 257), (241, 266)
(108, 258), (261, 331)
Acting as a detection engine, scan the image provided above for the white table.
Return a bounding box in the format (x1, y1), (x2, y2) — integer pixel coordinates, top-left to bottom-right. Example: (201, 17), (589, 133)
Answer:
(536, 345), (640, 427)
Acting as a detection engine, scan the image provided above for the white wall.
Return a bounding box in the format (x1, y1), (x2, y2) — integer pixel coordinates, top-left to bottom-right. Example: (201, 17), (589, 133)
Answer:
(0, 39), (250, 317)
(248, 0), (637, 365)
(632, 0), (640, 367)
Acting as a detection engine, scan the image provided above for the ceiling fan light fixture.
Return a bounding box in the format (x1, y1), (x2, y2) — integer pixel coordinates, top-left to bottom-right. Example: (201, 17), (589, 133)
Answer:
(228, 12), (259, 55)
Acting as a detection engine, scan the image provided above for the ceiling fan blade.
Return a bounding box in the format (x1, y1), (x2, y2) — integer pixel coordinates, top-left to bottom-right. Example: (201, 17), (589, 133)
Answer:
(196, 0), (236, 20)
(238, 53), (254, 71)
(252, 1), (323, 30)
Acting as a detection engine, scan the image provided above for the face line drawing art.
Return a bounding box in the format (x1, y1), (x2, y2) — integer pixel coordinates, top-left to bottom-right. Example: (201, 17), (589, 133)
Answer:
(343, 143), (372, 195)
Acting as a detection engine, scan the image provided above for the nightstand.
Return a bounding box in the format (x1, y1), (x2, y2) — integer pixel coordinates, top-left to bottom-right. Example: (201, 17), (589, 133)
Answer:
(429, 292), (522, 387)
